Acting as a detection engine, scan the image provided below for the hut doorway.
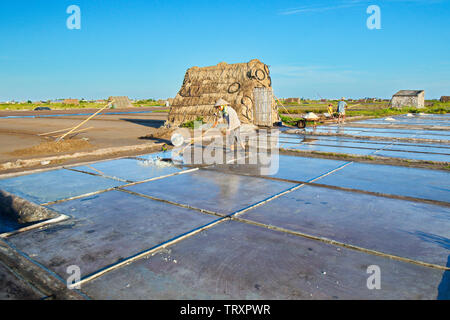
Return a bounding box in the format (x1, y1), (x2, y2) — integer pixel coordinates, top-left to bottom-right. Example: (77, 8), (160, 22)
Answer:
(253, 87), (273, 127)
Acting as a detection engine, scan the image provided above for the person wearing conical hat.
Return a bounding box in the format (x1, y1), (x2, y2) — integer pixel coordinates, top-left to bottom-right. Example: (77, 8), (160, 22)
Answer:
(212, 98), (245, 151)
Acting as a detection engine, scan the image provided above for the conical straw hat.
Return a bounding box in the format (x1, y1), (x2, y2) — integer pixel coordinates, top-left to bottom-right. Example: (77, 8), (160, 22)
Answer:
(214, 98), (230, 107)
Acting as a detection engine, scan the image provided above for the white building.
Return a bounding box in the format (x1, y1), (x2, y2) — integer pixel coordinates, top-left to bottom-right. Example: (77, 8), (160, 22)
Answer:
(391, 90), (425, 108)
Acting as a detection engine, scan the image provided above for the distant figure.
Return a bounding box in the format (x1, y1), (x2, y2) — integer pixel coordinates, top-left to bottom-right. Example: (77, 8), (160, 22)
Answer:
(327, 104), (334, 118)
(337, 98), (347, 124)
(212, 98), (245, 151)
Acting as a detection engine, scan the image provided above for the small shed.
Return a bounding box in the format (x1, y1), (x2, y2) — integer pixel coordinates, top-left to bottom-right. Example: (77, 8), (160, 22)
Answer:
(167, 59), (279, 127)
(391, 90), (425, 108)
(63, 99), (79, 105)
(108, 96), (132, 109)
(284, 98), (301, 104)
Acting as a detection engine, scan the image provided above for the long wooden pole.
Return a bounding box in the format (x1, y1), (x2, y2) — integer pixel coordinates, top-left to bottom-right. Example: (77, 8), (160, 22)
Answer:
(53, 127), (93, 138)
(40, 126), (93, 137)
(39, 127), (78, 136)
(273, 95), (291, 115)
(56, 101), (113, 142)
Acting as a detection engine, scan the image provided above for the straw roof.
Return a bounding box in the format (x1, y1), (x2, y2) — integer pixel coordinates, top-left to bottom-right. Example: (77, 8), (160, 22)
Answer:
(108, 96), (132, 109)
(167, 59), (279, 126)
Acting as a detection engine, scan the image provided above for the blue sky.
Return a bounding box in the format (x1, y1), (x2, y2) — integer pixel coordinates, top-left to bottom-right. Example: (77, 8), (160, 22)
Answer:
(0, 0), (449, 101)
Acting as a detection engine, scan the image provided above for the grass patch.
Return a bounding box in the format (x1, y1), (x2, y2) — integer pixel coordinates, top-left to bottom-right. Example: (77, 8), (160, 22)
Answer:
(279, 114), (301, 126)
(279, 114), (323, 127)
(180, 116), (205, 129)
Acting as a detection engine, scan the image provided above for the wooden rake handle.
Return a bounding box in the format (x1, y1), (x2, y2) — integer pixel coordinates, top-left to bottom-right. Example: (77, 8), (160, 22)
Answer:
(56, 101), (114, 142)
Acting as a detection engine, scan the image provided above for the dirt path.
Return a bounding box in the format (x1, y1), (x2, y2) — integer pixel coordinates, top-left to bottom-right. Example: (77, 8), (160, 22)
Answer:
(0, 111), (169, 172)
(0, 106), (167, 117)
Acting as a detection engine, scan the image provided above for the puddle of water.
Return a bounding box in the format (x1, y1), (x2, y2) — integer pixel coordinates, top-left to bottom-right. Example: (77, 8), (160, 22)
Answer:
(0, 169), (122, 204)
(357, 114), (450, 127)
(71, 156), (182, 183)
(241, 185), (450, 267)
(283, 136), (450, 161)
(82, 220), (446, 300)
(124, 169), (295, 214)
(318, 162), (450, 203)
(307, 125), (450, 140)
(8, 190), (217, 279)
(413, 134), (450, 141)
(284, 143), (374, 156)
(374, 150), (450, 162)
(205, 154), (349, 185)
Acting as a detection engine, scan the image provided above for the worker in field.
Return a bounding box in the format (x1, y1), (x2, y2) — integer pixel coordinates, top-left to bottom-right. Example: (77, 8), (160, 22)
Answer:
(337, 97), (347, 124)
(212, 98), (245, 151)
(327, 103), (334, 118)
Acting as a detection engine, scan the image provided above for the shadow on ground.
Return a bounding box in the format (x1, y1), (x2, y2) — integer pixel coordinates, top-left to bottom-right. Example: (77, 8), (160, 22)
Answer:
(406, 230), (449, 300)
(121, 119), (165, 128)
(438, 255), (450, 300)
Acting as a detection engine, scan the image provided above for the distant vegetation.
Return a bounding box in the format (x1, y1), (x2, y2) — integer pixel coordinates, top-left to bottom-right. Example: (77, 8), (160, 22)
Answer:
(345, 104), (449, 117)
(0, 101), (104, 111)
(279, 100), (449, 126)
(0, 98), (166, 111)
(133, 99), (162, 107)
(279, 100), (450, 116)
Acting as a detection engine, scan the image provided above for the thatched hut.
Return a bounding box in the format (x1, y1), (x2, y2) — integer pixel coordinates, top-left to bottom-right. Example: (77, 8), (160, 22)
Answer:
(63, 99), (79, 105)
(167, 59), (279, 127)
(284, 98), (301, 104)
(108, 96), (132, 109)
(440, 96), (450, 103)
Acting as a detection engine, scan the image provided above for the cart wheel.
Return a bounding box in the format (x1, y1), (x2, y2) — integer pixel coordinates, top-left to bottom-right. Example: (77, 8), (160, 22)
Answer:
(297, 119), (306, 128)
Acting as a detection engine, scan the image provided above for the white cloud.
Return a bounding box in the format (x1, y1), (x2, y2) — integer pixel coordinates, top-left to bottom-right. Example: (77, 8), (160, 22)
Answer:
(280, 2), (361, 15)
(279, 0), (444, 16)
